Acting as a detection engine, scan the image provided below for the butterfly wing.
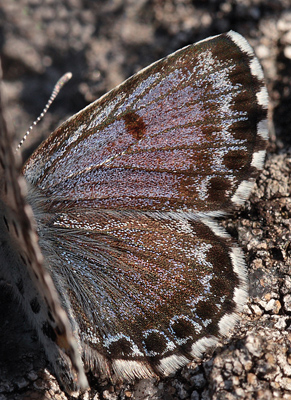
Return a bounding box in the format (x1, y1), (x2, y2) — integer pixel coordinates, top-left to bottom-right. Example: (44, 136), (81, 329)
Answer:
(24, 31), (268, 214)
(38, 208), (248, 378)
(0, 67), (88, 393)
(23, 32), (268, 382)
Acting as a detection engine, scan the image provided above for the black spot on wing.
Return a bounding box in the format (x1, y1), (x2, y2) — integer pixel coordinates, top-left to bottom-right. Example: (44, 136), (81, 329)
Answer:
(30, 297), (41, 314)
(42, 321), (57, 342)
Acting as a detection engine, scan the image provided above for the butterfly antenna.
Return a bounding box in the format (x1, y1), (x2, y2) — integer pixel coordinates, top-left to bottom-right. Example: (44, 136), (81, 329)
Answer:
(17, 72), (72, 150)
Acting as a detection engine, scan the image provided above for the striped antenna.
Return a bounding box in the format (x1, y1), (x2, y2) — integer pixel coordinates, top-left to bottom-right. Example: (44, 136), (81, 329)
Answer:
(17, 72), (72, 150)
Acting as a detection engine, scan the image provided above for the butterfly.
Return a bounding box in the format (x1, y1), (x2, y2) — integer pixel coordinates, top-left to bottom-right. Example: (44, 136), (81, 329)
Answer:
(0, 30), (268, 394)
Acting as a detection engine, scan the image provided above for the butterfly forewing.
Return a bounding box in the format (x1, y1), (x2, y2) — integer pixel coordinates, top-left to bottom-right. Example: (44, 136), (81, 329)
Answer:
(2, 31), (268, 389)
(24, 32), (267, 214)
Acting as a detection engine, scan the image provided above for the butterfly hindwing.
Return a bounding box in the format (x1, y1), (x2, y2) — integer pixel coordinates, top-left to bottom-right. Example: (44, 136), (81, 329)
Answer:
(40, 208), (248, 378)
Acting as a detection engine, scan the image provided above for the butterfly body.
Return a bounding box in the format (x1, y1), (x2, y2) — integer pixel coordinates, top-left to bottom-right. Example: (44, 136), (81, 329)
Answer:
(0, 31), (268, 393)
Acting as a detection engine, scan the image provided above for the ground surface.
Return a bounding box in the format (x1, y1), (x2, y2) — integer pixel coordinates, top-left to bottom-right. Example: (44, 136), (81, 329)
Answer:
(0, 1), (291, 399)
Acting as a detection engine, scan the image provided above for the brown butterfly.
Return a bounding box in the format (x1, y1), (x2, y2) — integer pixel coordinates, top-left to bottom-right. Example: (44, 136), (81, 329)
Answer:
(0, 31), (268, 393)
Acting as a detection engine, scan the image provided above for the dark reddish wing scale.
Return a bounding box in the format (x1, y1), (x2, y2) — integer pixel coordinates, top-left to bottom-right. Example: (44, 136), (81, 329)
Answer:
(2, 31), (268, 389)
